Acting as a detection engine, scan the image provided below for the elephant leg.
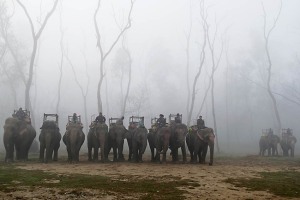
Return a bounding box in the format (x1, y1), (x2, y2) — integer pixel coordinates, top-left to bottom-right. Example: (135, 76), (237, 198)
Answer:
(291, 147), (294, 157)
(201, 143), (208, 164)
(118, 140), (125, 162)
(113, 145), (118, 162)
(127, 139), (133, 161)
(150, 146), (155, 162)
(132, 141), (137, 162)
(94, 146), (99, 161)
(39, 144), (45, 162)
(88, 145), (92, 161)
(4, 143), (14, 162)
(66, 145), (72, 162)
(155, 146), (161, 163)
(182, 145), (187, 163)
(53, 149), (59, 161)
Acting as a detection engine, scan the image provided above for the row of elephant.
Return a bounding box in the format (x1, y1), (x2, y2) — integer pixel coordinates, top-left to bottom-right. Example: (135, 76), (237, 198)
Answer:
(259, 134), (297, 157)
(3, 116), (215, 165)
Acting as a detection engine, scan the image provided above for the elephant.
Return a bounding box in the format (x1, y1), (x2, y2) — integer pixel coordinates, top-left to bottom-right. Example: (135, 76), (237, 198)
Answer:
(131, 127), (148, 162)
(169, 123), (188, 163)
(280, 135), (297, 157)
(63, 123), (85, 163)
(154, 126), (172, 163)
(87, 122), (108, 162)
(39, 120), (61, 163)
(186, 126), (215, 165)
(3, 117), (36, 162)
(259, 134), (280, 156)
(106, 124), (128, 162)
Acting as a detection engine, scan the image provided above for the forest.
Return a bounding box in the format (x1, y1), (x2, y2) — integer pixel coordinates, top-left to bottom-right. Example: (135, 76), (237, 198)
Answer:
(0, 0), (299, 155)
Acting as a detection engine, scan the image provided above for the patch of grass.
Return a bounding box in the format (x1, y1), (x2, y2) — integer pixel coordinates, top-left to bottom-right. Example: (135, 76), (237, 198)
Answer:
(225, 171), (300, 198)
(0, 164), (199, 200)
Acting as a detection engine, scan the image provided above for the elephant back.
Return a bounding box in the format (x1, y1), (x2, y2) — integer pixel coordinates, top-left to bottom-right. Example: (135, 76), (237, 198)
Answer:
(3, 117), (19, 132)
(281, 135), (297, 145)
(109, 124), (127, 137)
(41, 120), (58, 130)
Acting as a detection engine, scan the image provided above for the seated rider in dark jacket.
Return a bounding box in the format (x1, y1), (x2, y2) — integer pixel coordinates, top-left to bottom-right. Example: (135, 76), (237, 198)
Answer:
(197, 116), (205, 130)
(175, 113), (181, 123)
(16, 107), (26, 121)
(157, 114), (166, 128)
(95, 112), (106, 123)
(72, 113), (78, 123)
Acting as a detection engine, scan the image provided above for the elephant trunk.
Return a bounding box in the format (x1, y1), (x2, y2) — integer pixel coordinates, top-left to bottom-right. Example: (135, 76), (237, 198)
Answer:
(45, 132), (52, 163)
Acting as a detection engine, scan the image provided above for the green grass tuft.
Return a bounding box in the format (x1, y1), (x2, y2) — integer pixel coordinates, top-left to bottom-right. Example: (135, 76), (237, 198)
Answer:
(0, 164), (199, 200)
(225, 171), (300, 198)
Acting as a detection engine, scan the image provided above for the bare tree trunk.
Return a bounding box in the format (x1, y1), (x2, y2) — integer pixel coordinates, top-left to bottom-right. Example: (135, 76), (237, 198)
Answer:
(121, 38), (132, 117)
(94, 0), (134, 113)
(56, 2), (64, 115)
(65, 55), (90, 134)
(187, 0), (207, 127)
(205, 17), (224, 153)
(185, 0), (192, 123)
(16, 0), (58, 126)
(262, 1), (282, 134)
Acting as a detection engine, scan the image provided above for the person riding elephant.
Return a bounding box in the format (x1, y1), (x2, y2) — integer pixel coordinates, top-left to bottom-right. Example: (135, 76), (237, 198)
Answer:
(3, 116), (36, 162)
(87, 121), (108, 162)
(197, 116), (205, 130)
(72, 113), (78, 123)
(15, 107), (26, 121)
(95, 112), (106, 124)
(259, 133), (280, 156)
(39, 120), (61, 163)
(169, 122), (188, 163)
(280, 132), (297, 157)
(174, 113), (182, 124)
(106, 122), (128, 162)
(186, 126), (215, 165)
(63, 122), (85, 163)
(157, 114), (166, 128)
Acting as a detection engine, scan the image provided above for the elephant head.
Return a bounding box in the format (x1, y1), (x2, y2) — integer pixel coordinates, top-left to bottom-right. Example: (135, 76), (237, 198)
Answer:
(155, 126), (171, 163)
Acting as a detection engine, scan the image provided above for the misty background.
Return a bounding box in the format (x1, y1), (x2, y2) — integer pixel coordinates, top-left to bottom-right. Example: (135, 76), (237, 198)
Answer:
(0, 0), (299, 156)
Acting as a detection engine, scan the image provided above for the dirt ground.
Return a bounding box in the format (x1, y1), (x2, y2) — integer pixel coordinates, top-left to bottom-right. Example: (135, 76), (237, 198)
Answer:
(1, 153), (300, 200)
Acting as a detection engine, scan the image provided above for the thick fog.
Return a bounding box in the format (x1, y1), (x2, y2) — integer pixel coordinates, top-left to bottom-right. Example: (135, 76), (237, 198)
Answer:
(0, 0), (300, 155)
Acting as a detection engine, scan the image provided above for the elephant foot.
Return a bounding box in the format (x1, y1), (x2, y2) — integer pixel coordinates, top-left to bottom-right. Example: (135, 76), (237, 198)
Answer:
(118, 157), (125, 162)
(209, 162), (213, 166)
